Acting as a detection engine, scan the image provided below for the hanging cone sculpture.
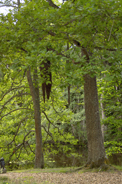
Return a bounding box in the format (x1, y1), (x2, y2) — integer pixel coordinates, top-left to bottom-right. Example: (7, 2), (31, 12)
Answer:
(40, 60), (52, 102)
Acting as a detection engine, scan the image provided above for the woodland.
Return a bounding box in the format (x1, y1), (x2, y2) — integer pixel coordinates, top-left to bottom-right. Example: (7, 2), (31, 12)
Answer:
(0, 0), (122, 171)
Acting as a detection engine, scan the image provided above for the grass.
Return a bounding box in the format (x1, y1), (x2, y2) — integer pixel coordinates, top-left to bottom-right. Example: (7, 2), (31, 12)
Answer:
(0, 176), (9, 184)
(0, 165), (121, 184)
(113, 165), (122, 171)
(3, 165), (122, 174)
(0, 175), (38, 184)
(77, 164), (122, 174)
(0, 167), (77, 184)
(11, 167), (77, 174)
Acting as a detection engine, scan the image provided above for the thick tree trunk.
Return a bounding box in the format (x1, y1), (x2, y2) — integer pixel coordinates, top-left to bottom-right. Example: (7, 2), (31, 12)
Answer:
(27, 68), (44, 168)
(84, 74), (105, 168)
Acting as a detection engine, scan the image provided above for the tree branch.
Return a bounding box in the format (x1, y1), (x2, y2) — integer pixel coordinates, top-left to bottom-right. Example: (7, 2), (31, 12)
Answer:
(8, 117), (29, 146)
(0, 92), (30, 115)
(8, 130), (35, 162)
(42, 111), (64, 136)
(0, 108), (32, 121)
(0, 5), (17, 8)
(0, 86), (27, 102)
(41, 124), (54, 140)
(46, 0), (59, 9)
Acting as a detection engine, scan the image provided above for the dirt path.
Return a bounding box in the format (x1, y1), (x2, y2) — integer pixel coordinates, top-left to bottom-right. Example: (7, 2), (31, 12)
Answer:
(1, 171), (122, 184)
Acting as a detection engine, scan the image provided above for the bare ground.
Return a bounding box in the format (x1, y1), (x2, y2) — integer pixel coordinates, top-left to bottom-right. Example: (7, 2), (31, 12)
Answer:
(1, 171), (122, 184)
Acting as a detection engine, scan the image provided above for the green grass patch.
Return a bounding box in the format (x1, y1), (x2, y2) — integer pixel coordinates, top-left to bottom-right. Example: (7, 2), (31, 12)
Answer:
(112, 165), (122, 171)
(77, 164), (122, 174)
(12, 167), (77, 174)
(0, 176), (9, 184)
(4, 165), (122, 175)
(0, 166), (121, 184)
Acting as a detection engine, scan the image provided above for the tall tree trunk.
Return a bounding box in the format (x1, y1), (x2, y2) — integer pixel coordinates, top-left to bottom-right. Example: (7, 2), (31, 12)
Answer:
(84, 74), (105, 168)
(27, 68), (44, 168)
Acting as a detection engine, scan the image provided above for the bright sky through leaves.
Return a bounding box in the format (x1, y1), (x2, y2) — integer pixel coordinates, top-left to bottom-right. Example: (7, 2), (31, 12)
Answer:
(0, 0), (62, 14)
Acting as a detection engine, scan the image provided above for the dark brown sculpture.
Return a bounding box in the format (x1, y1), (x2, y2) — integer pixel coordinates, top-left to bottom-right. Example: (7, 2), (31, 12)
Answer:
(40, 60), (52, 102)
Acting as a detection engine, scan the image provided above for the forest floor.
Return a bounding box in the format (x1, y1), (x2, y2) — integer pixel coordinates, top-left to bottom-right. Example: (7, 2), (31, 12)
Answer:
(0, 167), (122, 184)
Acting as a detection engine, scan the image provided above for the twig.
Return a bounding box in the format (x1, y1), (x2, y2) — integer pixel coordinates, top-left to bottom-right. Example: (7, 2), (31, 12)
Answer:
(108, 20), (114, 41)
(46, 0), (59, 9)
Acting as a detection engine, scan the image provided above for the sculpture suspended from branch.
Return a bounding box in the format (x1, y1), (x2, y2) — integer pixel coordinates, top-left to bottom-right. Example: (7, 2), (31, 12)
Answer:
(40, 60), (52, 102)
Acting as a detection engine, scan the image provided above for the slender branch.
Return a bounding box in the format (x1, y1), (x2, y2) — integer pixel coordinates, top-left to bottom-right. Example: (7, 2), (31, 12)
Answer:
(46, 0), (59, 9)
(47, 26), (121, 54)
(8, 130), (35, 162)
(8, 117), (29, 146)
(0, 108), (32, 121)
(23, 144), (29, 155)
(0, 86), (26, 101)
(9, 143), (23, 162)
(41, 124), (54, 140)
(0, 5), (17, 8)
(27, 142), (35, 154)
(23, 130), (35, 143)
(20, 47), (28, 53)
(42, 111), (64, 136)
(16, 146), (23, 160)
(94, 46), (122, 51)
(0, 92), (30, 115)
(47, 47), (68, 58)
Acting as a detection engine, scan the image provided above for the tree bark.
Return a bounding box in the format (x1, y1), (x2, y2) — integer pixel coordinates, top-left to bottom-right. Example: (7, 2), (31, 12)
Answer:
(27, 68), (44, 168)
(84, 74), (105, 168)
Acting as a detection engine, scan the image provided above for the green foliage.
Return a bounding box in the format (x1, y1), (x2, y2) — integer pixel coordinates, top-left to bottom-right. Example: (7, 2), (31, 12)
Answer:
(104, 141), (122, 156)
(0, 0), (122, 167)
(98, 58), (122, 157)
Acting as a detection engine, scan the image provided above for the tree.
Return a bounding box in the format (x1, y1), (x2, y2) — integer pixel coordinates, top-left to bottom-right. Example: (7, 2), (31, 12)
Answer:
(27, 68), (44, 168)
(84, 74), (105, 167)
(1, 0), (122, 169)
(0, 6), (45, 167)
(45, 0), (122, 167)
(0, 0), (105, 169)
(44, 0), (106, 168)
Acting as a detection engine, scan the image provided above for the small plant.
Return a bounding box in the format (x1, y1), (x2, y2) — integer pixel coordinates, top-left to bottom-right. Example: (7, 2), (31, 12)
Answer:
(0, 176), (8, 184)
